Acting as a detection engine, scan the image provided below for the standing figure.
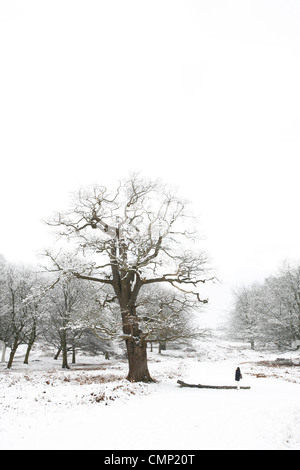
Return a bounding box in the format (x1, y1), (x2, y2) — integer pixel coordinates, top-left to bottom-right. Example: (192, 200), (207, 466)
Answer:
(235, 367), (242, 389)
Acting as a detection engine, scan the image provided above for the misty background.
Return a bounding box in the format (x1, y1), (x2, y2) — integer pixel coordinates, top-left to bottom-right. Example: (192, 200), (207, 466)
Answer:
(1, 0), (300, 325)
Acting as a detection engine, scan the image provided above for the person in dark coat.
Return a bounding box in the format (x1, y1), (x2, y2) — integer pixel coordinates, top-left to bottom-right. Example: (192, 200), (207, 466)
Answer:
(235, 367), (242, 389)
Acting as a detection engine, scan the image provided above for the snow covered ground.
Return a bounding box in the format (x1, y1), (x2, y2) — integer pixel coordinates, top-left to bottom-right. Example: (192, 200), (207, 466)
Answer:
(1, 342), (300, 450)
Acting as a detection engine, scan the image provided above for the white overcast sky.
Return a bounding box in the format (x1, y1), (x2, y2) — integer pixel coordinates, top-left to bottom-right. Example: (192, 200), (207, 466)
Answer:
(1, 0), (300, 320)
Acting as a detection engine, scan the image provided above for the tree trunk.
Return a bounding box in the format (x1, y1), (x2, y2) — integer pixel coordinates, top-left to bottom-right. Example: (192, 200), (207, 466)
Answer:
(1, 343), (6, 363)
(7, 339), (19, 369)
(126, 338), (153, 383)
(24, 343), (33, 365)
(177, 380), (251, 390)
(24, 325), (37, 365)
(111, 241), (153, 382)
(62, 348), (69, 369)
(54, 347), (61, 360)
(61, 330), (70, 369)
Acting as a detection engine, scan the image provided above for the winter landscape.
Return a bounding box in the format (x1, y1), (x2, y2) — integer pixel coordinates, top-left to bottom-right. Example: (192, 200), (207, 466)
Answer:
(2, 338), (300, 450)
(1, 0), (300, 453)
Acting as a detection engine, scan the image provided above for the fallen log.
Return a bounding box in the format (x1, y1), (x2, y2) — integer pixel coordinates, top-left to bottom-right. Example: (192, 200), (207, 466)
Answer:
(177, 380), (251, 390)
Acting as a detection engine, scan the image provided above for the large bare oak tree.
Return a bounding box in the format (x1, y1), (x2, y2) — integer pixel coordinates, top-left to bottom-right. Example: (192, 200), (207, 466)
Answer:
(46, 175), (212, 382)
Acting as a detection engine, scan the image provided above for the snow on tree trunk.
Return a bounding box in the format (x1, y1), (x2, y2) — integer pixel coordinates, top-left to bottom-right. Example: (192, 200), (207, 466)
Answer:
(126, 338), (153, 383)
(0, 341), (6, 363)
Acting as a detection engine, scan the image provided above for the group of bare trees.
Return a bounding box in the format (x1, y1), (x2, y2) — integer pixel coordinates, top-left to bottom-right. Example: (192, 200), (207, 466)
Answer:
(0, 259), (47, 369)
(0, 259), (105, 369)
(228, 261), (300, 350)
(0, 176), (213, 380)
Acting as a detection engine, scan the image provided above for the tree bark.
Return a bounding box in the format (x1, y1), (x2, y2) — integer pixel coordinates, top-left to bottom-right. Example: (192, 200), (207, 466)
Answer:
(113, 256), (154, 382)
(126, 338), (153, 383)
(24, 324), (37, 365)
(7, 339), (19, 369)
(61, 329), (70, 369)
(62, 348), (69, 369)
(177, 380), (251, 390)
(24, 343), (33, 365)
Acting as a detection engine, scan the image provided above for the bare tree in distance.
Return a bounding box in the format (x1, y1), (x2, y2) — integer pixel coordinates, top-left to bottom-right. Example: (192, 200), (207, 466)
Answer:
(46, 175), (214, 382)
(135, 284), (209, 350)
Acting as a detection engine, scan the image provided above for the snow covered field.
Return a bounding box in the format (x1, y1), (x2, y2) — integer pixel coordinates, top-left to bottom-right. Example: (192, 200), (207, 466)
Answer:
(1, 342), (300, 450)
